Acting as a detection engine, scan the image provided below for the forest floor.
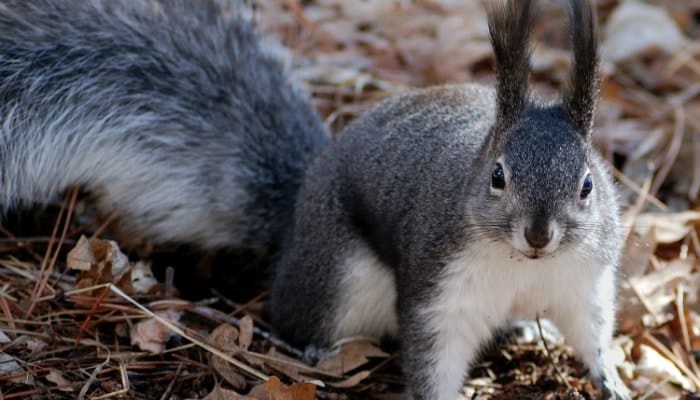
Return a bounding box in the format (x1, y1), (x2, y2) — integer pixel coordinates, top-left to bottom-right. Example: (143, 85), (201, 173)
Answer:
(1, 0), (700, 399)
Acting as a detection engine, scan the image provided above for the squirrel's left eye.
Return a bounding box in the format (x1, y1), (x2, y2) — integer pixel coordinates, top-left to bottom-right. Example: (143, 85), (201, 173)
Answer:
(580, 174), (593, 199)
(491, 163), (506, 190)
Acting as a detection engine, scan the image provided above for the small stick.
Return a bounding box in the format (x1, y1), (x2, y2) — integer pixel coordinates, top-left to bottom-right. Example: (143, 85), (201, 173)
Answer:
(536, 314), (572, 390)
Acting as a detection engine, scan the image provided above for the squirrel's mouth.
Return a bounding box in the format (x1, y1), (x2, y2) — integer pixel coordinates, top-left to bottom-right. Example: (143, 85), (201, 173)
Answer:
(520, 248), (555, 260)
(524, 250), (543, 259)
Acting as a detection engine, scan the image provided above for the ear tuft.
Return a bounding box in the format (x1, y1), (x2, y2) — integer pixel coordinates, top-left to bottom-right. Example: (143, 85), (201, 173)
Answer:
(488, 0), (535, 129)
(562, 0), (600, 137)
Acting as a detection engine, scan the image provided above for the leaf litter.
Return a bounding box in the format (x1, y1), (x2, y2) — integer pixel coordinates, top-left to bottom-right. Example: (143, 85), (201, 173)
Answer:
(2, 0), (700, 399)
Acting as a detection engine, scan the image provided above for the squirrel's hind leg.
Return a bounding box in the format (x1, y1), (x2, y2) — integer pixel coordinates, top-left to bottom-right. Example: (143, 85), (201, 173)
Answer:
(270, 209), (397, 350)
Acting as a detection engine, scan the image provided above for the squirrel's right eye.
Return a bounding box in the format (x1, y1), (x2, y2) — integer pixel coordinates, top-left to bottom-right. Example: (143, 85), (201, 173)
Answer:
(491, 163), (506, 190)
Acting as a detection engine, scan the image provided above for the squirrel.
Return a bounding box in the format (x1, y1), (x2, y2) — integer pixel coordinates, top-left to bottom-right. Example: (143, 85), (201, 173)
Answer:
(0, 0), (329, 262)
(0, 0), (629, 399)
(270, 0), (630, 399)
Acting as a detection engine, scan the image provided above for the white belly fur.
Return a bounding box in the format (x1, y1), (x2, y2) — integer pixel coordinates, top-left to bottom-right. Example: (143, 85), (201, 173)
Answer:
(421, 240), (600, 400)
(332, 244), (399, 342)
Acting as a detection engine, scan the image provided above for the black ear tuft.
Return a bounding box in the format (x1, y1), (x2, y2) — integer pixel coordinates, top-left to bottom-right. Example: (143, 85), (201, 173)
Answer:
(562, 0), (599, 137)
(488, 0), (535, 129)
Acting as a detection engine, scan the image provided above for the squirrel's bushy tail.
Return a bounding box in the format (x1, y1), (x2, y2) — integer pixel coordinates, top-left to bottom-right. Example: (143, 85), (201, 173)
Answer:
(0, 0), (329, 256)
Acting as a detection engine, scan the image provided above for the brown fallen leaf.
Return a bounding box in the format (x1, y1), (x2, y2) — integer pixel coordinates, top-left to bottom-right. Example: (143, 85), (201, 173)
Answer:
(239, 315), (254, 351)
(601, 1), (687, 63)
(316, 338), (389, 375)
(209, 324), (245, 389)
(634, 211), (700, 244)
(66, 235), (95, 271)
(71, 237), (131, 291)
(130, 309), (182, 353)
(326, 370), (372, 389)
(45, 369), (74, 392)
(635, 344), (693, 391)
(258, 376), (316, 400)
(0, 352), (33, 385)
(210, 323), (240, 349)
(129, 261), (158, 294)
(203, 385), (257, 400)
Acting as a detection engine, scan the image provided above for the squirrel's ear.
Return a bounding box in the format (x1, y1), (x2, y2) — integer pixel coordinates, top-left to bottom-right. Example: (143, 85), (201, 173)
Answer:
(488, 0), (534, 129)
(562, 0), (599, 138)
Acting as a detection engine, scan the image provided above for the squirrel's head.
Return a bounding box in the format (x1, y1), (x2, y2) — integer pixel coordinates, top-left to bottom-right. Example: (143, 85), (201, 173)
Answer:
(474, 0), (601, 259)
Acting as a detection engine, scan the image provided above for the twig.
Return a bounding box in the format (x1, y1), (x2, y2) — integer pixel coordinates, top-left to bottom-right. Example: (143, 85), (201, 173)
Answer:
(649, 106), (685, 197)
(27, 186), (79, 316)
(108, 284), (270, 382)
(159, 363), (183, 400)
(536, 315), (571, 390)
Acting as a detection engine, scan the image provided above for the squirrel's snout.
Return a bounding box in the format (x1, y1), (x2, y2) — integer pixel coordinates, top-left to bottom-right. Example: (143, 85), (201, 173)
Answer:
(524, 226), (552, 249)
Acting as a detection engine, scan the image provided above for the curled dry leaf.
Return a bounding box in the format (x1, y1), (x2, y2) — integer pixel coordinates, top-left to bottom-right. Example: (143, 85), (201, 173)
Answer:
(91, 237), (130, 277)
(130, 309), (182, 353)
(203, 385), (257, 400)
(66, 235), (95, 271)
(208, 324), (246, 389)
(251, 376), (316, 400)
(130, 261), (158, 294)
(633, 211), (700, 244)
(17, 336), (48, 356)
(70, 236), (129, 290)
(68, 236), (159, 294)
(45, 369), (74, 392)
(635, 344), (693, 391)
(325, 370), (372, 389)
(601, 1), (687, 63)
(0, 352), (33, 385)
(315, 338), (389, 375)
(239, 315), (254, 351)
(627, 259), (697, 325)
(0, 329), (9, 343)
(248, 347), (333, 382)
(212, 357), (247, 390)
(209, 323), (240, 349)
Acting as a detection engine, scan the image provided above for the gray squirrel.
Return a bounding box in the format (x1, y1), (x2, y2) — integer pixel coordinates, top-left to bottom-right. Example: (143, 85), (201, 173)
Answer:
(0, 0), (629, 399)
(270, 0), (630, 399)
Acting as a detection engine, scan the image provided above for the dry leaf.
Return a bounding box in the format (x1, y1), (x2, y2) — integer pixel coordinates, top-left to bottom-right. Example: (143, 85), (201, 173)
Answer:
(265, 376), (316, 400)
(326, 370), (372, 389)
(0, 352), (33, 385)
(635, 344), (692, 391)
(316, 338), (389, 375)
(248, 376), (317, 400)
(0, 330), (10, 344)
(633, 211), (700, 243)
(239, 315), (254, 351)
(72, 237), (131, 290)
(209, 324), (245, 389)
(130, 261), (158, 294)
(17, 336), (48, 356)
(212, 357), (247, 389)
(45, 369), (74, 392)
(601, 1), (686, 63)
(210, 323), (240, 349)
(203, 385), (257, 400)
(66, 235), (95, 271)
(248, 347), (333, 382)
(130, 309), (182, 353)
(628, 259), (696, 324)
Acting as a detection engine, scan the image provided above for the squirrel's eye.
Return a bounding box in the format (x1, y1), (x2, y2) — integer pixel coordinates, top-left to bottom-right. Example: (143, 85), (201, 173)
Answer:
(580, 174), (593, 199)
(491, 163), (506, 190)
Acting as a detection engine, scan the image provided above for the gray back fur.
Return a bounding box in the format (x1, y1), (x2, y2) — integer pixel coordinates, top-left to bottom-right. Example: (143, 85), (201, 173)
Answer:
(0, 0), (329, 255)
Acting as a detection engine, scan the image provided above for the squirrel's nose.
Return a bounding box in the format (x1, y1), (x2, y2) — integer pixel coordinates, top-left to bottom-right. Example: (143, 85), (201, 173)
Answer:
(524, 226), (552, 249)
